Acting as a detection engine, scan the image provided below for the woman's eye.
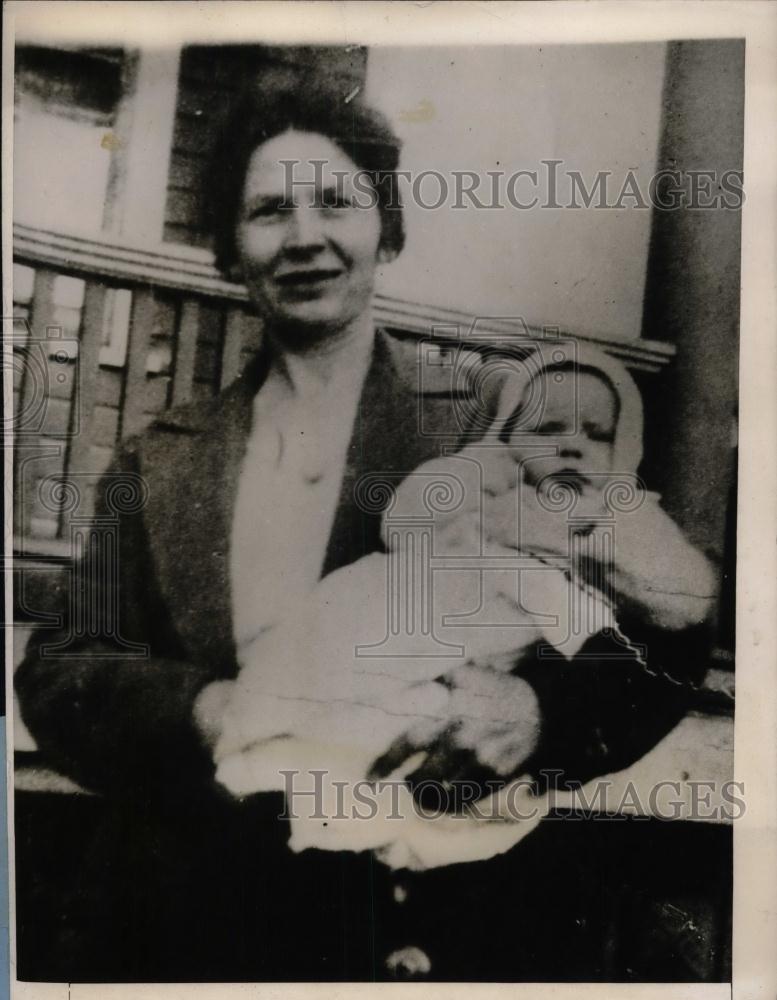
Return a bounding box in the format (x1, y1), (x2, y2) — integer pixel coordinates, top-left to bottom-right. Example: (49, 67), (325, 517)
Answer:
(318, 196), (353, 212)
(245, 201), (288, 222)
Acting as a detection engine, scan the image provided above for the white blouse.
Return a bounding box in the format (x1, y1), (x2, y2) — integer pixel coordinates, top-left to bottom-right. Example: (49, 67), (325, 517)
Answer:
(229, 332), (375, 650)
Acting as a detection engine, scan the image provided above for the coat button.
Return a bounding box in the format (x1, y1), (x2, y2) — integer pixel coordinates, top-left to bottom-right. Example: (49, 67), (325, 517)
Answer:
(385, 946), (431, 979)
(393, 883), (409, 904)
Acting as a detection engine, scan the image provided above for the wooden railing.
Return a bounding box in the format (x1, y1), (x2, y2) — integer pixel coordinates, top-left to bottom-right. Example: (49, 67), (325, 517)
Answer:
(11, 222), (676, 553)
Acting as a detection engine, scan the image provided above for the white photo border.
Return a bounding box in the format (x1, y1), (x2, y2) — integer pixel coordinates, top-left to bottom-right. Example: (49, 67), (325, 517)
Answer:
(3, 3), (775, 999)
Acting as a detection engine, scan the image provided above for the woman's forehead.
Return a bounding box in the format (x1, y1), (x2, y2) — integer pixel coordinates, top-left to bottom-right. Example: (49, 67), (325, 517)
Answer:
(242, 129), (361, 195)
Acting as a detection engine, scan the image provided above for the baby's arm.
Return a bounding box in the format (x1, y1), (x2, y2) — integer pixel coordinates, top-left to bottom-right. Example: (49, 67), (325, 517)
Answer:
(590, 492), (717, 631)
(382, 446), (519, 550)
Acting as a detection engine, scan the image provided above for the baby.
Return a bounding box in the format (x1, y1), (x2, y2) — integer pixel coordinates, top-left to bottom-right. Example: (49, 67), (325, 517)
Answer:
(385, 340), (715, 645)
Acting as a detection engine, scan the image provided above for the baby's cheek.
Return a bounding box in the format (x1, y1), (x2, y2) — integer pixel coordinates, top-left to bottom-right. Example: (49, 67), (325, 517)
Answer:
(598, 444), (616, 474)
(506, 444), (530, 467)
(435, 517), (481, 556)
(507, 448), (548, 486)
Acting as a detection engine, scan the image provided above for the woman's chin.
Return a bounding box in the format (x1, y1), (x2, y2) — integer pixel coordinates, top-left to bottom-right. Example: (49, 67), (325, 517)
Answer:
(270, 301), (361, 335)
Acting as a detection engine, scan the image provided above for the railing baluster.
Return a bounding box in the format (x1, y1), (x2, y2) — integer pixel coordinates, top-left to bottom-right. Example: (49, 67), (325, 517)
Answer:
(62, 281), (108, 535)
(172, 298), (199, 406)
(121, 288), (156, 439)
(18, 267), (55, 422)
(220, 308), (244, 390)
(14, 269), (57, 538)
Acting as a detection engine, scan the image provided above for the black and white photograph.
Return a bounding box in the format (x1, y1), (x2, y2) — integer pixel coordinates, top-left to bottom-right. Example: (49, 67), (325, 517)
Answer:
(5, 2), (776, 993)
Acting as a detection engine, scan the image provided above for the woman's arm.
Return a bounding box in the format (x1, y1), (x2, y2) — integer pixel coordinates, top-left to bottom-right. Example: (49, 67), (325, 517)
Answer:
(14, 449), (226, 800)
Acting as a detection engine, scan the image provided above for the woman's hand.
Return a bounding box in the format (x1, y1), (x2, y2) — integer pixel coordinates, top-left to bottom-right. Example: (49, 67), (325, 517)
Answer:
(370, 658), (541, 792)
(212, 514), (556, 801)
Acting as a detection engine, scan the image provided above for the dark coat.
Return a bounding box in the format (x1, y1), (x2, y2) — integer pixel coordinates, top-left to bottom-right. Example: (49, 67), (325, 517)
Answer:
(15, 330), (706, 981)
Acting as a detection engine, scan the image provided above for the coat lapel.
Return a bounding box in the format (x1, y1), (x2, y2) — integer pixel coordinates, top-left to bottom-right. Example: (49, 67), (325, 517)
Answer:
(139, 353), (269, 672)
(322, 331), (460, 575)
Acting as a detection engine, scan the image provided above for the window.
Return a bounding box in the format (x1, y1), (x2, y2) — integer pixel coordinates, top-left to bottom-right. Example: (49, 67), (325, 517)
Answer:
(14, 47), (124, 235)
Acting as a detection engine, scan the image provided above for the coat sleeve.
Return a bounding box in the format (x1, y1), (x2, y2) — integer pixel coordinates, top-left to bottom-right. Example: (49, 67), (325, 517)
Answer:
(14, 446), (226, 802)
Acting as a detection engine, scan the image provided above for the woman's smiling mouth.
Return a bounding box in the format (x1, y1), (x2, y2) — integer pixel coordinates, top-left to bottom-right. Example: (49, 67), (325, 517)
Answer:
(274, 267), (345, 288)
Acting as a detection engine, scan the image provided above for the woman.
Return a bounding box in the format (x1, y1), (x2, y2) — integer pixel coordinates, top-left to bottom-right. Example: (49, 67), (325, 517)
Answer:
(15, 88), (712, 981)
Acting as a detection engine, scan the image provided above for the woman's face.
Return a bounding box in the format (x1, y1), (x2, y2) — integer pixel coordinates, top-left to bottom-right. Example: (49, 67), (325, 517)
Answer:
(235, 129), (384, 335)
(506, 370), (618, 493)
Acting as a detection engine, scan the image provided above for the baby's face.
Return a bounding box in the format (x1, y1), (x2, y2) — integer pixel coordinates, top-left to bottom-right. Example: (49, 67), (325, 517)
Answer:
(506, 370), (617, 493)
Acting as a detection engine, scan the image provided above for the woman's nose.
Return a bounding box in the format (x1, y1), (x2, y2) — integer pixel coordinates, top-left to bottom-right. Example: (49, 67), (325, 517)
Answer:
(283, 205), (325, 252)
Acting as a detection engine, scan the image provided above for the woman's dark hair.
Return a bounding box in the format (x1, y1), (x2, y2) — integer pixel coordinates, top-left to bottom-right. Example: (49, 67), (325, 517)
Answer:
(205, 87), (406, 276)
(498, 362), (621, 442)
